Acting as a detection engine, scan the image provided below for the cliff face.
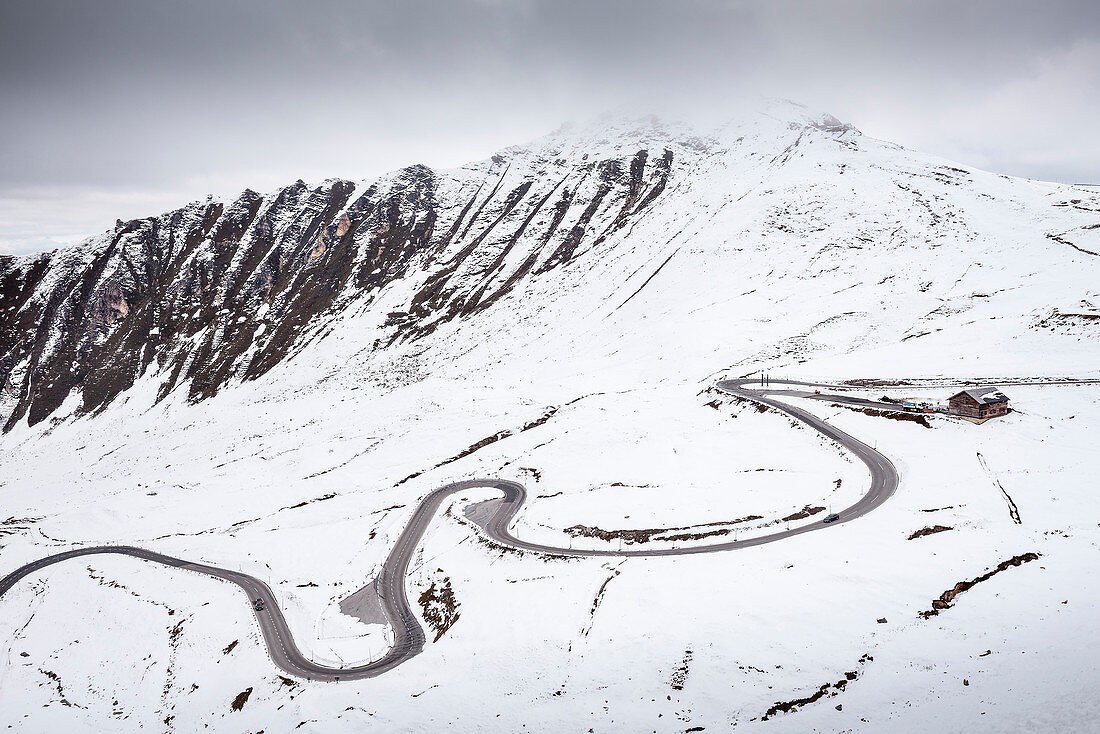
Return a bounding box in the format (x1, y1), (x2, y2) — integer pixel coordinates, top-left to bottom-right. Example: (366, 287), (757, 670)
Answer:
(0, 122), (679, 431)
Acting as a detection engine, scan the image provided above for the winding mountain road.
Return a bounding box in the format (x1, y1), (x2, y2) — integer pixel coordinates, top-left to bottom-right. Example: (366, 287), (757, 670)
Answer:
(0, 379), (897, 681)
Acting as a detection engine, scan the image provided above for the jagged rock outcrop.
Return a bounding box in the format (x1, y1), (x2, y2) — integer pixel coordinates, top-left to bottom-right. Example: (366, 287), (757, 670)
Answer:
(0, 121), (683, 431)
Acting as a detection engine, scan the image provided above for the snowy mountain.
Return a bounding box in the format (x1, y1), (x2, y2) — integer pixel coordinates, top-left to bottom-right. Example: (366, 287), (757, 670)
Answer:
(2, 101), (1099, 732)
(4, 100), (1097, 432)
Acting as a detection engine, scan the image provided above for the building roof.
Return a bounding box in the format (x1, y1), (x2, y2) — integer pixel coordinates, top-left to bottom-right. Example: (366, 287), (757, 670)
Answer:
(950, 388), (1010, 405)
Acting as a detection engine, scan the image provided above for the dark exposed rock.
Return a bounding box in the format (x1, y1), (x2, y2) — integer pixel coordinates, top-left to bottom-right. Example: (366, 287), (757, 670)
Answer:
(417, 573), (460, 642)
(230, 687), (252, 712)
(760, 668), (863, 720)
(919, 552), (1041, 618)
(565, 513), (765, 545)
(781, 505), (826, 522)
(831, 402), (932, 427)
(0, 140), (680, 431)
(908, 524), (953, 540)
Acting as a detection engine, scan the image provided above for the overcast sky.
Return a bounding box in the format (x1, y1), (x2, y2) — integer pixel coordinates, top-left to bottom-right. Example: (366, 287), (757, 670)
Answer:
(2, 0), (1098, 256)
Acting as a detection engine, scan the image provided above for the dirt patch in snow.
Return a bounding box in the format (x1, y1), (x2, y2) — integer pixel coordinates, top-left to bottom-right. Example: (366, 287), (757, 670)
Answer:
(670, 648), (693, 690)
(418, 572), (460, 642)
(908, 525), (953, 540)
(781, 505), (826, 522)
(565, 515), (764, 545)
(520, 410), (557, 432)
(722, 393), (783, 417)
(283, 492), (336, 510)
(919, 552), (1041, 619)
(758, 653), (873, 721)
(565, 504), (826, 544)
(39, 668), (77, 708)
(843, 378), (912, 387)
(0, 516), (42, 541)
(831, 403), (931, 427)
(230, 687), (252, 712)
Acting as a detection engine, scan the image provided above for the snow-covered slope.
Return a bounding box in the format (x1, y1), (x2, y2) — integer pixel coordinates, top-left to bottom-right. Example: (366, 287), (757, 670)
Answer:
(2, 101), (1099, 732)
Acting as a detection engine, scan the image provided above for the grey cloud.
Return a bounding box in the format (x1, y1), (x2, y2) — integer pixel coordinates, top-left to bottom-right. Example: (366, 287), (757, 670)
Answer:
(2, 0), (1098, 254)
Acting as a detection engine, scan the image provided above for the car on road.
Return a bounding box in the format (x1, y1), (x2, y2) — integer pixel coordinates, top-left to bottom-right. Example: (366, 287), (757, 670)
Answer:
(823, 513), (840, 523)
(254, 598), (265, 611)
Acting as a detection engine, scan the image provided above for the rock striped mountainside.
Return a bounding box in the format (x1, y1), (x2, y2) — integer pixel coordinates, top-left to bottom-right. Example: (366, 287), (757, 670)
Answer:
(0, 120), (675, 431)
(3, 101), (1097, 433)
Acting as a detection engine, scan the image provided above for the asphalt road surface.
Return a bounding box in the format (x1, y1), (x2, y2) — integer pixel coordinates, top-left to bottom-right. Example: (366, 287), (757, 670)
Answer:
(0, 379), (897, 681)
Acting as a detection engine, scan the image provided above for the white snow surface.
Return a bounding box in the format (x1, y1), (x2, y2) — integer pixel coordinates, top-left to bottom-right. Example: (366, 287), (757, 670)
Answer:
(2, 102), (1100, 732)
